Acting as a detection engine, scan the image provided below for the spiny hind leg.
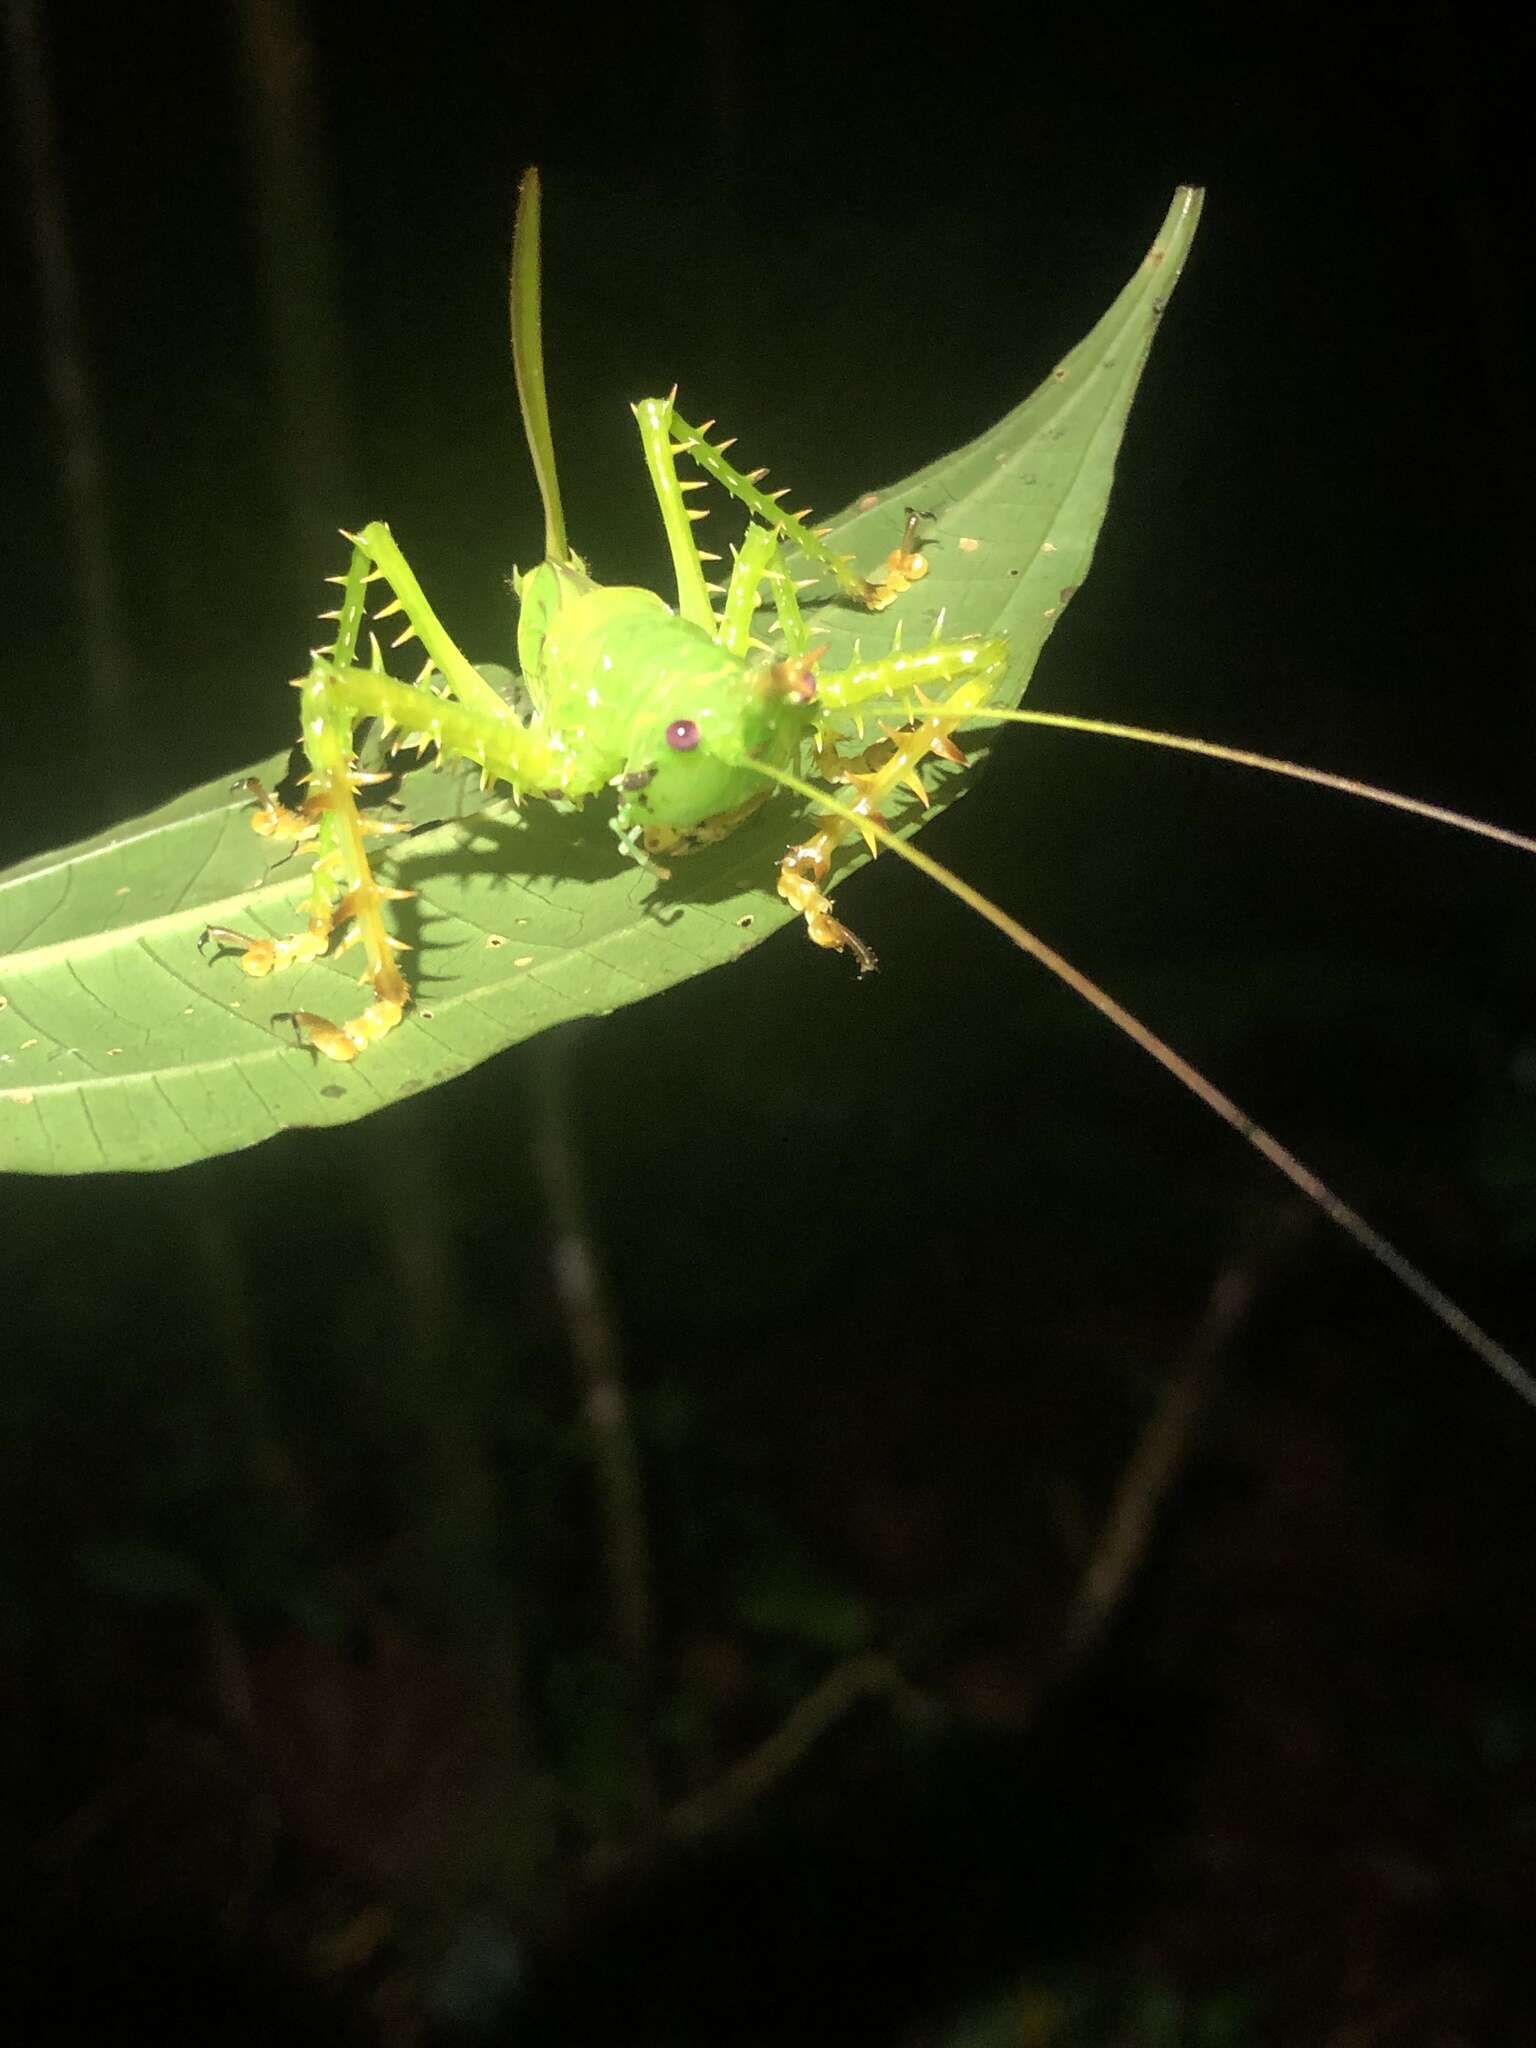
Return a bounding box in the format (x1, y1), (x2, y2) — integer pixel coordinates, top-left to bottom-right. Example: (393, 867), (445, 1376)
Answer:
(665, 401), (930, 609)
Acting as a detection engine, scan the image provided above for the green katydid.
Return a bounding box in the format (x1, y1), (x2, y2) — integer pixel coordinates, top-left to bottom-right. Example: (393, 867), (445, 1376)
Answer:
(199, 168), (1009, 1052)
(79, 169), (1536, 1401)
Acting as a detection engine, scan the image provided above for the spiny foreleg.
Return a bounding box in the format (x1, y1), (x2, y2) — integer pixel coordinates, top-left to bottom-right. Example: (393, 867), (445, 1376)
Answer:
(202, 527), (575, 1058)
(199, 538), (417, 1055)
(201, 657), (419, 1060)
(207, 653), (583, 1057)
(777, 641), (1007, 968)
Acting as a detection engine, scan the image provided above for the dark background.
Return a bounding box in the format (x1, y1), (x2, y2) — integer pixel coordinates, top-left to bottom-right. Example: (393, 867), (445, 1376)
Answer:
(3, 4), (1535, 2042)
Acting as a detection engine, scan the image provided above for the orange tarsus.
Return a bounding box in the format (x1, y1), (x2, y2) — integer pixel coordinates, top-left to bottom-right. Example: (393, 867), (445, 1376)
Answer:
(777, 840), (880, 974)
(275, 989), (408, 1063)
(862, 506), (933, 612)
(208, 775), (417, 1056)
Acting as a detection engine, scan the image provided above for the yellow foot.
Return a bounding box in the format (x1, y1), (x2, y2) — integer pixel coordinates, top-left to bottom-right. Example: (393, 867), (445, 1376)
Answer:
(233, 776), (319, 849)
(863, 507), (931, 613)
(778, 836), (879, 974)
(199, 919), (330, 976)
(236, 774), (412, 847)
(275, 975), (410, 1062)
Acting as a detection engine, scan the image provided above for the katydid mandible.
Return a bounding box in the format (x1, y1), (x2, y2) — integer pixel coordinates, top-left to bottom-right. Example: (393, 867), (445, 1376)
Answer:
(196, 169), (1536, 1407)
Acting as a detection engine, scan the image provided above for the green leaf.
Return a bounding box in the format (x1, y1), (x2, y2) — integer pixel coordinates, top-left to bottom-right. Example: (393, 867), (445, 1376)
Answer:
(0, 190), (1201, 1174)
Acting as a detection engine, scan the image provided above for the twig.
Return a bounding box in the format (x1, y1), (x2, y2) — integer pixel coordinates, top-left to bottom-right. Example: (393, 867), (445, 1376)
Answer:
(652, 1246), (1268, 1857)
(3, 0), (133, 759)
(526, 1031), (657, 1816)
(582, 1245), (1270, 1888)
(662, 1653), (922, 1845)
(1049, 1251), (1264, 1684)
(233, 0), (356, 595)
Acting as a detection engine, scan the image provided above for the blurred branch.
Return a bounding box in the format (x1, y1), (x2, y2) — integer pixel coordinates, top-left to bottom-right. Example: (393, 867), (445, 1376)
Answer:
(612, 1246), (1269, 1874)
(3, 0), (132, 756)
(1049, 1252), (1263, 1682)
(527, 1031), (657, 1819)
(661, 1652), (923, 1846)
(233, 0), (355, 596)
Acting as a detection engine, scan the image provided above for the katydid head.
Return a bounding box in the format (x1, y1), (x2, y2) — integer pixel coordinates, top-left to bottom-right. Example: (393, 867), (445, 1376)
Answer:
(612, 653), (821, 853)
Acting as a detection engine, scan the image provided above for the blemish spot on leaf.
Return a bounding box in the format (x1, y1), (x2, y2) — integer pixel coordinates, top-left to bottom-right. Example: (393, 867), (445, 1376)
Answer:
(115, 885), (130, 897)
(514, 955), (534, 969)
(737, 914), (754, 929)
(485, 933), (507, 949)
(858, 492), (880, 511)
(106, 1048), (123, 1058)
(321, 1084), (346, 1100)
(1040, 540), (1057, 554)
(418, 1007), (434, 1021)
(958, 537), (980, 554)
(19, 1038), (36, 1051)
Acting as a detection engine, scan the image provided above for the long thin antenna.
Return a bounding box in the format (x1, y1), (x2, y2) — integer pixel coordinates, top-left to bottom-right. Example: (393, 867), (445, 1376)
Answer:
(511, 166), (569, 566)
(977, 708), (1536, 857)
(740, 754), (1536, 1409)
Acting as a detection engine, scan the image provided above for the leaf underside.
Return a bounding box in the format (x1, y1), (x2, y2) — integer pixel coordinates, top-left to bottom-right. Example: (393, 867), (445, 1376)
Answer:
(0, 190), (1201, 1174)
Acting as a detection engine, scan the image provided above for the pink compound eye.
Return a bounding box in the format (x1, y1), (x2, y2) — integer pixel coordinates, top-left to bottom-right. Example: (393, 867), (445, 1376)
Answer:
(665, 718), (701, 752)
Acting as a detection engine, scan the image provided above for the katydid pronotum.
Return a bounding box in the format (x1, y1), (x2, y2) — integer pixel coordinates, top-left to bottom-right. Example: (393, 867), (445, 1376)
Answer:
(188, 169), (1535, 1404)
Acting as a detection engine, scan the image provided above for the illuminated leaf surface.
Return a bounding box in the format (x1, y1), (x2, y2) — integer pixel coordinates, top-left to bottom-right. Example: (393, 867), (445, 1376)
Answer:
(0, 190), (1201, 1173)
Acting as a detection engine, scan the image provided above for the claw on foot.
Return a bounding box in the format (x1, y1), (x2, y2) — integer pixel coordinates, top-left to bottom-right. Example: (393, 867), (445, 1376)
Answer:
(198, 920), (331, 977)
(778, 838), (879, 974)
(275, 982), (408, 1062)
(235, 775), (410, 846)
(234, 778), (318, 848)
(863, 506), (932, 612)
